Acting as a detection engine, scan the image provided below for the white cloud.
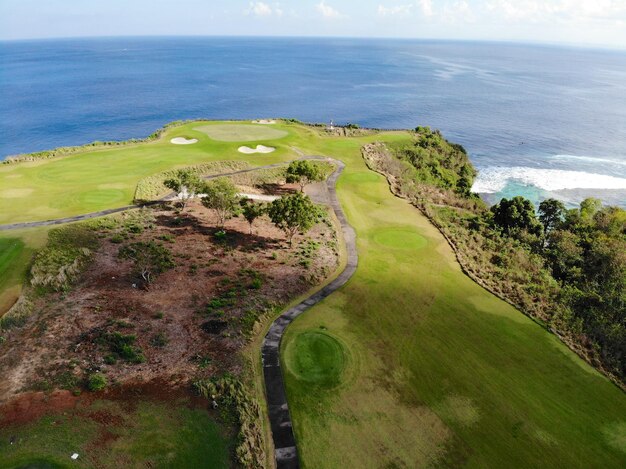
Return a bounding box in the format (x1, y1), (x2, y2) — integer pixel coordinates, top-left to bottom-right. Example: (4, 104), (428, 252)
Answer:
(442, 0), (474, 22)
(378, 4), (413, 17)
(244, 2), (274, 17)
(417, 0), (434, 17)
(487, 0), (626, 23)
(316, 1), (343, 19)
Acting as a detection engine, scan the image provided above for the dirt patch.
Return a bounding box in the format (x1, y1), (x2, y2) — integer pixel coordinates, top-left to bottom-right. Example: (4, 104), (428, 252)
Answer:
(0, 193), (339, 406)
(0, 389), (84, 427)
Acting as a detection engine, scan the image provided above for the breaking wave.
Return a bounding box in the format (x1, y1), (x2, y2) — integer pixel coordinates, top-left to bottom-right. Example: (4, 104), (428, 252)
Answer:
(472, 166), (626, 193)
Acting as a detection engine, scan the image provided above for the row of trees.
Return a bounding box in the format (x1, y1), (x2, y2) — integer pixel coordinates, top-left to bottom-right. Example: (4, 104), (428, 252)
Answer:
(164, 160), (325, 245)
(164, 159), (325, 211)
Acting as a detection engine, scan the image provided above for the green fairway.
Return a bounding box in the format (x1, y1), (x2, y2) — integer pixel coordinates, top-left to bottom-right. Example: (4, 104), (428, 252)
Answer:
(0, 121), (295, 226)
(194, 123), (289, 142)
(0, 398), (232, 469)
(281, 139), (626, 468)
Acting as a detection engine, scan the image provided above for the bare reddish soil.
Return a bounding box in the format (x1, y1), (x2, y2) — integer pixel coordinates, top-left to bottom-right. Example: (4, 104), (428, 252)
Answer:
(0, 196), (339, 419)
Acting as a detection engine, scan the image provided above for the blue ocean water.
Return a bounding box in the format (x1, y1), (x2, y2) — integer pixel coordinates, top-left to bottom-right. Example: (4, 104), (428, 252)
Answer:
(1, 37), (625, 207)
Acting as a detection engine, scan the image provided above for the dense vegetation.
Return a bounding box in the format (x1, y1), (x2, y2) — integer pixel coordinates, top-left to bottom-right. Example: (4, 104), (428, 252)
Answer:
(365, 127), (625, 385)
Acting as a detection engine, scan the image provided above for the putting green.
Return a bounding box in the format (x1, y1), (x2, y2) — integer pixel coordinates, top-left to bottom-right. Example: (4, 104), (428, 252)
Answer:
(372, 228), (427, 250)
(284, 331), (346, 388)
(194, 124), (288, 142)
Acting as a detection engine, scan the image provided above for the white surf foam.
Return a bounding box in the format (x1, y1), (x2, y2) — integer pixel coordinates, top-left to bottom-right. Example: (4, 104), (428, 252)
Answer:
(472, 166), (626, 193)
(551, 154), (626, 166)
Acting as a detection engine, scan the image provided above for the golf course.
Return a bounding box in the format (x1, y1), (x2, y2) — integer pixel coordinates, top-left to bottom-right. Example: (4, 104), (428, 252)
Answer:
(1, 120), (625, 468)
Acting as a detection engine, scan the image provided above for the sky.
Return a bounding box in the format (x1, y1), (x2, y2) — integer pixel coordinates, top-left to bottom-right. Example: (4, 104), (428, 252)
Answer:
(1, 0), (626, 48)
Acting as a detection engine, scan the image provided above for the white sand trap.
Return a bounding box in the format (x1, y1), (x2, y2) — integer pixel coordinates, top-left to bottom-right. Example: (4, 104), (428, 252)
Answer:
(238, 145), (276, 154)
(252, 119), (276, 124)
(170, 137), (198, 145)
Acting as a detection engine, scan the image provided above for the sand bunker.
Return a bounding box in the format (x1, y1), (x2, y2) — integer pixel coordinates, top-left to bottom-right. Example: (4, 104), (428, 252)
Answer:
(170, 137), (198, 145)
(253, 119), (277, 124)
(238, 145), (276, 154)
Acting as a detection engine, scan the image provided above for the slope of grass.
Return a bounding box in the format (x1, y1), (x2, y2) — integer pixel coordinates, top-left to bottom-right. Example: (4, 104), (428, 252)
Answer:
(0, 228), (49, 314)
(281, 140), (626, 468)
(0, 398), (232, 469)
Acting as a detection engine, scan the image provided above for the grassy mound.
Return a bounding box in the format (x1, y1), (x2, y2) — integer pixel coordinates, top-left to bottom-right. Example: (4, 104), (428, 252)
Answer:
(284, 331), (346, 388)
(194, 124), (288, 142)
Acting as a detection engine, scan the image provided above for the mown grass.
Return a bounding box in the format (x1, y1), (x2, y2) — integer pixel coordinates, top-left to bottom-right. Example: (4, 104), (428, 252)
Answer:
(0, 228), (49, 314)
(0, 398), (232, 469)
(281, 139), (626, 468)
(194, 123), (289, 142)
(0, 121), (295, 226)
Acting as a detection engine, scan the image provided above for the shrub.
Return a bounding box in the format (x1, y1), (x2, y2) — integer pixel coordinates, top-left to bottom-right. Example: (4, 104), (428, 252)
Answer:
(119, 241), (174, 284)
(150, 332), (168, 348)
(87, 373), (108, 392)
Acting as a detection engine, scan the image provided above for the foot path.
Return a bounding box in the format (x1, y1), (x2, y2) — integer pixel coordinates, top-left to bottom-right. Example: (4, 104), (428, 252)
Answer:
(262, 159), (358, 468)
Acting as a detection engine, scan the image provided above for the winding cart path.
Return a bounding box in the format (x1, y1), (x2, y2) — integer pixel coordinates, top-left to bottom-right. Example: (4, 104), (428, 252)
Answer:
(262, 158), (358, 468)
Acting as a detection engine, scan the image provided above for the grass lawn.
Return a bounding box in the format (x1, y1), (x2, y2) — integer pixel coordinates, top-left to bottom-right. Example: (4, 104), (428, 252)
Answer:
(0, 121), (295, 226)
(194, 123), (289, 142)
(0, 228), (49, 314)
(280, 138), (626, 468)
(0, 397), (232, 469)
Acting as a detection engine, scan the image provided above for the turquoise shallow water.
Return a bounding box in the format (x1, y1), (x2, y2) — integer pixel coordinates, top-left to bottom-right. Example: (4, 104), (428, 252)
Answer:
(1, 37), (625, 207)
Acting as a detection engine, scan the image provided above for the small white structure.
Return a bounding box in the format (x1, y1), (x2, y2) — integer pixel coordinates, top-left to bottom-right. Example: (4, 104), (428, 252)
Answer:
(71, 453), (80, 460)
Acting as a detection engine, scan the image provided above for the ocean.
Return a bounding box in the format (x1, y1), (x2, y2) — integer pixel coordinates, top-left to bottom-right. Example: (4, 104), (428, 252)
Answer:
(1, 36), (625, 207)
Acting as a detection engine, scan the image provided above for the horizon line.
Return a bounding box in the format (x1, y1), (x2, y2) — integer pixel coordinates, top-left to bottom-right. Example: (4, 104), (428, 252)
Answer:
(1, 34), (625, 53)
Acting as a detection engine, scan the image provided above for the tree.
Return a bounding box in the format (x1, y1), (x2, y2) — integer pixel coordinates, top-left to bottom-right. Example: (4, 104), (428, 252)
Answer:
(286, 160), (324, 192)
(119, 241), (175, 285)
(267, 192), (321, 246)
(580, 197), (602, 222)
(240, 198), (266, 234)
(164, 169), (202, 211)
(538, 198), (566, 234)
(200, 178), (240, 228)
(490, 196), (543, 238)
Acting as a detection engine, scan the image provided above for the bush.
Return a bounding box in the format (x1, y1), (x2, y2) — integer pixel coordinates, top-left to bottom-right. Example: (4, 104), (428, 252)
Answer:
(150, 332), (168, 348)
(87, 373), (108, 391)
(30, 225), (99, 292)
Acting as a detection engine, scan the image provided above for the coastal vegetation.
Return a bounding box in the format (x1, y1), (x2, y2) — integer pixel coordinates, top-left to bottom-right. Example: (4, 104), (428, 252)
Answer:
(363, 127), (625, 384)
(0, 120), (624, 468)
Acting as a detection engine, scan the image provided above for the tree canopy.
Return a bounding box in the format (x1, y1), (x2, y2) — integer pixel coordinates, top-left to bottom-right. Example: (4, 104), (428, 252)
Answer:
(491, 196), (543, 238)
(200, 178), (240, 228)
(164, 169), (203, 210)
(267, 192), (321, 245)
(286, 160), (324, 192)
(538, 198), (566, 233)
(240, 198), (266, 234)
